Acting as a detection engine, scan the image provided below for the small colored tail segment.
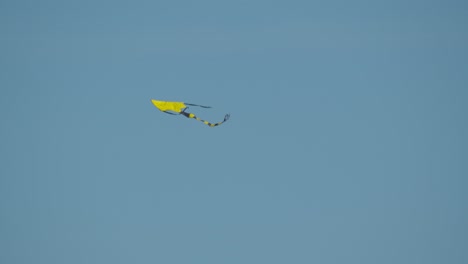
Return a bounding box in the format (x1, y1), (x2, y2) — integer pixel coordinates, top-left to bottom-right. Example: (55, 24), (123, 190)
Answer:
(181, 112), (230, 127)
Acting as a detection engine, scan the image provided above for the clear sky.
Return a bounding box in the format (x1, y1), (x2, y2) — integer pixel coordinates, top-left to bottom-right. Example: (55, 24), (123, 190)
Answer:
(1, 0), (467, 263)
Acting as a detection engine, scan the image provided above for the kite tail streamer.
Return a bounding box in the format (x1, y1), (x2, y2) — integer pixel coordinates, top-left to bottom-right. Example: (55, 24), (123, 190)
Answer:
(185, 103), (212, 108)
(181, 112), (230, 127)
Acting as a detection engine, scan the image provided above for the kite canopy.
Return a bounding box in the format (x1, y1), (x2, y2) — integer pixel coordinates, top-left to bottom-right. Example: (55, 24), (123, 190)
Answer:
(151, 100), (187, 113)
(151, 99), (230, 127)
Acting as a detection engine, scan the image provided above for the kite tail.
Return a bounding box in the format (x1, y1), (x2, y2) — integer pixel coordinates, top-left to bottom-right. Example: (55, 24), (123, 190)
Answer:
(182, 112), (230, 127)
(185, 103), (212, 108)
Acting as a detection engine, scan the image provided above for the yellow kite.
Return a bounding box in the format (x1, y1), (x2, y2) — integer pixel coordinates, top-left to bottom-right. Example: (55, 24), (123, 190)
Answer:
(151, 99), (230, 127)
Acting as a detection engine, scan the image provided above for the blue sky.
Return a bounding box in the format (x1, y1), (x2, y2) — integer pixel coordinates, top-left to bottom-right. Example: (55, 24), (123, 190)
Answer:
(1, 1), (467, 263)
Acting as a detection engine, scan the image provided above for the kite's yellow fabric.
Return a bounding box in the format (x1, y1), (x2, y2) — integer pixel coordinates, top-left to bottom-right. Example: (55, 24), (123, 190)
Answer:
(151, 100), (187, 113)
(151, 99), (230, 127)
